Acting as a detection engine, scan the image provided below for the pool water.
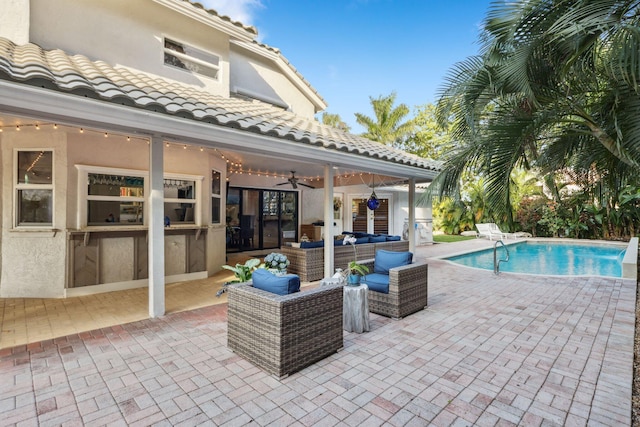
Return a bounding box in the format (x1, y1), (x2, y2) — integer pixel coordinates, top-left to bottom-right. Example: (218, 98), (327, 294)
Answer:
(446, 241), (625, 277)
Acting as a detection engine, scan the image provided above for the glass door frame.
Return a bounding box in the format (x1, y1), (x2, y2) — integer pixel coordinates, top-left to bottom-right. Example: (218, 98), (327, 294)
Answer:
(226, 186), (298, 252)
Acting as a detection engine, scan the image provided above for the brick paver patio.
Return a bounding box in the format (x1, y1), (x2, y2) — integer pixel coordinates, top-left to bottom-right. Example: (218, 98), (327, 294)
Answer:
(0, 241), (635, 426)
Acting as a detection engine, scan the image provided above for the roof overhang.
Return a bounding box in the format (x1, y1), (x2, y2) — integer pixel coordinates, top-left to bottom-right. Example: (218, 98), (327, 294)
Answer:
(152, 0), (257, 41)
(0, 80), (438, 182)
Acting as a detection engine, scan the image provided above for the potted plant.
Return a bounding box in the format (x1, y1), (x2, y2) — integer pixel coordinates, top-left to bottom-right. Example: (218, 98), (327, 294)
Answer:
(262, 252), (290, 275)
(343, 235), (369, 286)
(216, 258), (261, 296)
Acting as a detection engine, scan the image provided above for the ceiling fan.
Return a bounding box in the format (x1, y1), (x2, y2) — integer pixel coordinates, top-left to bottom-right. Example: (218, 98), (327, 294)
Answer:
(275, 171), (315, 189)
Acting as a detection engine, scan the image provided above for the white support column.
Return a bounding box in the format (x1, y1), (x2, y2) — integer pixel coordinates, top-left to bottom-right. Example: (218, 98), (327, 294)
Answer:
(323, 165), (335, 279)
(149, 135), (165, 318)
(408, 178), (416, 253)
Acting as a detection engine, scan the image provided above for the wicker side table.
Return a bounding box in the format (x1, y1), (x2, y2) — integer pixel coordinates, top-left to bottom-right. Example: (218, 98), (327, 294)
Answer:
(343, 284), (370, 333)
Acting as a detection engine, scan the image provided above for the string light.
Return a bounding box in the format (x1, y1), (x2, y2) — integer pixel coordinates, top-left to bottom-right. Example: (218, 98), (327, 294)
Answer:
(0, 122), (375, 185)
(26, 151), (45, 172)
(226, 165), (360, 184)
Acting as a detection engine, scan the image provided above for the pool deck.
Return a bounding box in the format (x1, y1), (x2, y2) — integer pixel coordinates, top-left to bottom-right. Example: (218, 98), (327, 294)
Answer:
(0, 239), (635, 425)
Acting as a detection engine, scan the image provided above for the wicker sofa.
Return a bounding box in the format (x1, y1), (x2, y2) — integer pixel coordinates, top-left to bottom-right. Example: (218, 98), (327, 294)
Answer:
(227, 281), (343, 378)
(281, 239), (409, 282)
(359, 258), (428, 319)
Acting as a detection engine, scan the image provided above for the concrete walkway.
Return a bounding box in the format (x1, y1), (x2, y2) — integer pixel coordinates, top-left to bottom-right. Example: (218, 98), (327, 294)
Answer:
(0, 240), (635, 425)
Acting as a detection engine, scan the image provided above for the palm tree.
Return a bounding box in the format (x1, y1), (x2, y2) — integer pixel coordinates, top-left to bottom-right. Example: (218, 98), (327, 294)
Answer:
(355, 92), (415, 144)
(321, 112), (351, 132)
(425, 0), (640, 224)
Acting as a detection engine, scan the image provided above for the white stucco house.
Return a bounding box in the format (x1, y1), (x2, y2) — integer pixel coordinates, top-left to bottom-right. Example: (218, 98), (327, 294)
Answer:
(0, 0), (439, 315)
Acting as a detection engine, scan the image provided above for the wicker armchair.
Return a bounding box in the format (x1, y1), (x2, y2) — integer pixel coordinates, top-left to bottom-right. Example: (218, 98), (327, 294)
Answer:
(359, 259), (428, 319)
(227, 282), (344, 379)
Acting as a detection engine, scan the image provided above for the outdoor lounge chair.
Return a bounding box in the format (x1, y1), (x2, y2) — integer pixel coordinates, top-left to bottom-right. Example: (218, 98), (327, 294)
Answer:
(475, 223), (506, 240)
(358, 251), (428, 319)
(227, 280), (343, 378)
(491, 223), (532, 239)
(476, 223), (531, 240)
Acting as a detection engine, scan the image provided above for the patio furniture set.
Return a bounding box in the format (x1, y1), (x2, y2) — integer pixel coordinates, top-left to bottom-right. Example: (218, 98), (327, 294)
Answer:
(226, 247), (428, 378)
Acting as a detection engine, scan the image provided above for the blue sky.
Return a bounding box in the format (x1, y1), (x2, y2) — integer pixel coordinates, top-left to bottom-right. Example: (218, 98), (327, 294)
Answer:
(201, 1), (494, 132)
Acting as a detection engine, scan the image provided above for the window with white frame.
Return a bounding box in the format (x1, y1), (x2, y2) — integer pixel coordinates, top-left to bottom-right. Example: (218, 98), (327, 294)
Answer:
(86, 173), (145, 226)
(211, 169), (222, 224)
(163, 37), (220, 80)
(78, 166), (202, 227)
(164, 178), (197, 224)
(16, 150), (53, 226)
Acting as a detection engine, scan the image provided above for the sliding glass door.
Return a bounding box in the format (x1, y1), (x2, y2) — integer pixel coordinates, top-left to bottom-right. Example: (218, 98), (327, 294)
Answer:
(226, 187), (297, 252)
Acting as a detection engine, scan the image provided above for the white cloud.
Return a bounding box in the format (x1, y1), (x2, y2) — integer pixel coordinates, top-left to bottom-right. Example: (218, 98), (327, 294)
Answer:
(197, 0), (263, 26)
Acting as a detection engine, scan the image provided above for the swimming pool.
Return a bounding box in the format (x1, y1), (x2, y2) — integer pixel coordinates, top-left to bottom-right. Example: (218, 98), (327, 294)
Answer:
(446, 241), (626, 277)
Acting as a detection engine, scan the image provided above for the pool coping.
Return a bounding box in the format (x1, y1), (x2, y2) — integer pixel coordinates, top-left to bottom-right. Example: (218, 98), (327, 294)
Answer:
(622, 237), (638, 280)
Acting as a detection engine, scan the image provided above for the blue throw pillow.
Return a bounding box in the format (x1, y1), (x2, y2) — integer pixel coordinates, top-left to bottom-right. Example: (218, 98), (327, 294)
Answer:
(364, 273), (390, 294)
(386, 235), (401, 241)
(369, 235), (387, 243)
(252, 268), (300, 295)
(374, 250), (413, 274)
(300, 240), (324, 248)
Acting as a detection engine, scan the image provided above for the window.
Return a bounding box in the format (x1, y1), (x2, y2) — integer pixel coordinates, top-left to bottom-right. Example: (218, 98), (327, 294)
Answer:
(164, 178), (196, 224)
(211, 170), (222, 224)
(164, 37), (220, 80)
(77, 166), (203, 228)
(87, 173), (145, 226)
(16, 150), (53, 226)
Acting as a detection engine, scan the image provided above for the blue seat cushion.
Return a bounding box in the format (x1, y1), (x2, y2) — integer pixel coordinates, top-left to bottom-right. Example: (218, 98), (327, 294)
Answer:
(386, 235), (401, 241)
(251, 268), (300, 295)
(355, 237), (370, 244)
(300, 240), (324, 248)
(364, 273), (390, 294)
(374, 250), (413, 274)
(369, 235), (387, 243)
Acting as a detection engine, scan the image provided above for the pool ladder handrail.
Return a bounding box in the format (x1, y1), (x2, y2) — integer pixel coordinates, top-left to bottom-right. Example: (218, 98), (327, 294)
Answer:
(494, 240), (510, 275)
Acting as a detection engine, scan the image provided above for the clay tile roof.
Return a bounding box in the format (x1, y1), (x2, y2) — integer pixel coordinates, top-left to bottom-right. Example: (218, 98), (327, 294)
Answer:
(0, 38), (441, 172)
(182, 0), (258, 36)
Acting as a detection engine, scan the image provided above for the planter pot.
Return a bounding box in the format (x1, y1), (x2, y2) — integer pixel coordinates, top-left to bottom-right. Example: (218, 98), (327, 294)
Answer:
(347, 274), (361, 286)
